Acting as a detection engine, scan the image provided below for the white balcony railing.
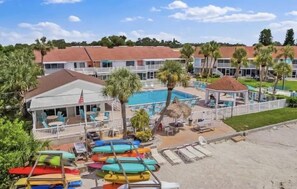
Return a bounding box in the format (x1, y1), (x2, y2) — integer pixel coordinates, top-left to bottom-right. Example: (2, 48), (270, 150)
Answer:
(293, 64), (297, 68)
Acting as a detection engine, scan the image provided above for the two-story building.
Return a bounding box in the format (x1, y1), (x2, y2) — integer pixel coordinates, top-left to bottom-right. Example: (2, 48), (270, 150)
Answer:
(35, 46), (184, 80)
(193, 46), (297, 78)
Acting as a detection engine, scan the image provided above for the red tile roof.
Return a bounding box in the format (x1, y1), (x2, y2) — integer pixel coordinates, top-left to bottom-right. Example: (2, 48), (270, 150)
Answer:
(34, 47), (91, 63)
(207, 76), (248, 91)
(85, 46), (181, 61)
(25, 69), (105, 99)
(194, 46), (297, 59)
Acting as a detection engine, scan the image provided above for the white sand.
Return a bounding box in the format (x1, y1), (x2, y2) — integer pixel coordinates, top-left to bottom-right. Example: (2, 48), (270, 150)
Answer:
(82, 122), (297, 189)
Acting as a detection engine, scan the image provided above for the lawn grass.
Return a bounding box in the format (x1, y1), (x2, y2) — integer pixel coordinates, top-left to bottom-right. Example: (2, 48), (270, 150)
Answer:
(223, 108), (297, 131)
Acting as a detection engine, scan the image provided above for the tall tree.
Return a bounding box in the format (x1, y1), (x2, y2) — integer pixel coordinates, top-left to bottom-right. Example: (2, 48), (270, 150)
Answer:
(102, 68), (142, 138)
(276, 45), (295, 89)
(207, 41), (221, 79)
(283, 28), (295, 46)
(0, 48), (41, 118)
(272, 62), (292, 95)
(180, 43), (195, 73)
(231, 47), (248, 80)
(34, 37), (54, 65)
(199, 43), (211, 77)
(254, 46), (275, 101)
(153, 60), (190, 133)
(259, 29), (273, 46)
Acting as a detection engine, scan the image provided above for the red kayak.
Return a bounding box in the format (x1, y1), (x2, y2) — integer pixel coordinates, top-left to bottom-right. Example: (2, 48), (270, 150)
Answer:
(87, 162), (105, 169)
(9, 166), (80, 175)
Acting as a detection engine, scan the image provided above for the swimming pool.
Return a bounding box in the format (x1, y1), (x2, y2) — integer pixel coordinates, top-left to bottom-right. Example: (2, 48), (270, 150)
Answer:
(128, 89), (196, 106)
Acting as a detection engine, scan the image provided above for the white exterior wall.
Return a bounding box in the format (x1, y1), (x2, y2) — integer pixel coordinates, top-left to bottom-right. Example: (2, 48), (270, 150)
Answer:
(112, 61), (127, 68)
(64, 62), (75, 70)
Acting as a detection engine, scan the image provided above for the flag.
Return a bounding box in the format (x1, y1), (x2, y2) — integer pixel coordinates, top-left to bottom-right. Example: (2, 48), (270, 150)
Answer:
(78, 90), (84, 104)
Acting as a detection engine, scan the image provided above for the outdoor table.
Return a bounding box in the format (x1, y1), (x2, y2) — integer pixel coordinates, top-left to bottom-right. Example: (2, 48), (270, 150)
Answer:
(95, 116), (108, 121)
(48, 121), (64, 127)
(87, 111), (95, 116)
(47, 115), (58, 120)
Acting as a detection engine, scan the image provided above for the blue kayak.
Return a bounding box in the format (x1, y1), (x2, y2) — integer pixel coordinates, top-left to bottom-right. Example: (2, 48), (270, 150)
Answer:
(106, 157), (157, 165)
(30, 180), (82, 189)
(95, 139), (140, 147)
(102, 163), (156, 174)
(38, 150), (75, 160)
(92, 144), (138, 153)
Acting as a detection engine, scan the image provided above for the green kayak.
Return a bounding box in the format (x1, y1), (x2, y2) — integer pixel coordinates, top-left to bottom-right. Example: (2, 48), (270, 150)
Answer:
(38, 150), (75, 160)
(106, 157), (157, 165)
(92, 144), (138, 153)
(102, 163), (156, 174)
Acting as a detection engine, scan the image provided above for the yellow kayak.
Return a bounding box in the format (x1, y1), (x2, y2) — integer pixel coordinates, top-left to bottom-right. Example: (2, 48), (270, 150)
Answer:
(14, 174), (81, 186)
(104, 171), (150, 184)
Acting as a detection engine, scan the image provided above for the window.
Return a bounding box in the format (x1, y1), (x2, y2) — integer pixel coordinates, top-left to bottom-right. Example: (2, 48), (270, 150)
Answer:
(75, 105), (98, 115)
(44, 109), (55, 116)
(293, 60), (297, 64)
(102, 61), (112, 67)
(44, 64), (64, 69)
(126, 61), (135, 67)
(56, 108), (67, 117)
(79, 62), (85, 68)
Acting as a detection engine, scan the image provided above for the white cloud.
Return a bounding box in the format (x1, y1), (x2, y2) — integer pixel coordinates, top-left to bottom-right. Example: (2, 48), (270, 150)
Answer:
(167, 0), (188, 9)
(150, 7), (161, 12)
(147, 18), (154, 22)
(126, 30), (180, 41)
(268, 20), (297, 32)
(286, 11), (297, 16)
(16, 21), (95, 42)
(121, 16), (143, 22)
(205, 12), (276, 23)
(200, 35), (242, 43)
(44, 0), (82, 4)
(68, 15), (81, 22)
(168, 3), (275, 23)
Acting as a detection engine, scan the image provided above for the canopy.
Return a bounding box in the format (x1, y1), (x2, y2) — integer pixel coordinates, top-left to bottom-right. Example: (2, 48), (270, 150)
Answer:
(163, 98), (192, 119)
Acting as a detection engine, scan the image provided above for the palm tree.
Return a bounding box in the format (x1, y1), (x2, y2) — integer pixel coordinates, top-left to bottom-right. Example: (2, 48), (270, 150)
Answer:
(199, 43), (211, 77)
(254, 47), (274, 101)
(272, 62), (292, 96)
(34, 36), (54, 65)
(130, 109), (150, 132)
(231, 47), (248, 80)
(276, 45), (295, 89)
(153, 60), (190, 133)
(207, 41), (221, 79)
(180, 43), (195, 73)
(102, 68), (142, 138)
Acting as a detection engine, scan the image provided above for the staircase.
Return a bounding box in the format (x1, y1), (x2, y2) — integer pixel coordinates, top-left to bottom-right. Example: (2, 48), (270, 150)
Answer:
(213, 69), (224, 78)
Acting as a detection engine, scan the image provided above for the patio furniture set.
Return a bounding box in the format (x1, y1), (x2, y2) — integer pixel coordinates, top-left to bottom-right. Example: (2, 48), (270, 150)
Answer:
(40, 111), (68, 133)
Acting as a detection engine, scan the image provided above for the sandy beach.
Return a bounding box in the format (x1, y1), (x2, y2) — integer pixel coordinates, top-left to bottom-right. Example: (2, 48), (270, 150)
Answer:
(82, 121), (297, 189)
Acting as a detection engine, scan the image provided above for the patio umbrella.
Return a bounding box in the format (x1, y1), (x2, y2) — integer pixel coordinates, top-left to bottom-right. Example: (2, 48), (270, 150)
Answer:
(163, 97), (192, 119)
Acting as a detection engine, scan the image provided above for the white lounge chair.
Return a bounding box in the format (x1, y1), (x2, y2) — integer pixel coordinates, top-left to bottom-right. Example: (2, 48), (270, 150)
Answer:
(162, 149), (182, 165)
(185, 145), (205, 159)
(176, 147), (196, 162)
(193, 145), (212, 157)
(151, 148), (166, 165)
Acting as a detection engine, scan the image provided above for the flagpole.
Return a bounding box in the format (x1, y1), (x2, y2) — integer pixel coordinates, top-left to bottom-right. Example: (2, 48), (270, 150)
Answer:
(79, 89), (88, 160)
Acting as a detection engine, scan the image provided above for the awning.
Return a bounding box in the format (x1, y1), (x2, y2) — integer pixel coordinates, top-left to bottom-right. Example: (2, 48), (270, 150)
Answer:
(29, 88), (112, 111)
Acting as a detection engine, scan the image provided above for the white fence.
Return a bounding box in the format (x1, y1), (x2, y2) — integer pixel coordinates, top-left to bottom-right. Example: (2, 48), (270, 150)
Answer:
(34, 99), (287, 140)
(191, 99), (286, 121)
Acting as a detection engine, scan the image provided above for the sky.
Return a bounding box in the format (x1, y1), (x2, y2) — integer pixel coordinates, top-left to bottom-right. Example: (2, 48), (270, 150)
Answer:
(1, 0), (297, 45)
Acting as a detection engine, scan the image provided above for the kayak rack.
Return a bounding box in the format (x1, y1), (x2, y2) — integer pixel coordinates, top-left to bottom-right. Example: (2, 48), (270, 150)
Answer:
(108, 141), (162, 189)
(27, 152), (67, 189)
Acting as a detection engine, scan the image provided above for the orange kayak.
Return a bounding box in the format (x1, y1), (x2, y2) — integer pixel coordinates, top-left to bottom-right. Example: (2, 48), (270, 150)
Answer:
(103, 183), (122, 189)
(92, 148), (151, 162)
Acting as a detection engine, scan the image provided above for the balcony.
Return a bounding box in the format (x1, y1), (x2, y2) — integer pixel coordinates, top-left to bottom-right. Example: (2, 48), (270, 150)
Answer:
(72, 65), (164, 75)
(293, 64), (297, 69)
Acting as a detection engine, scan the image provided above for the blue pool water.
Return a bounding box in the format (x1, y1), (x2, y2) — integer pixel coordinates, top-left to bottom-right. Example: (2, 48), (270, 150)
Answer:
(128, 89), (195, 106)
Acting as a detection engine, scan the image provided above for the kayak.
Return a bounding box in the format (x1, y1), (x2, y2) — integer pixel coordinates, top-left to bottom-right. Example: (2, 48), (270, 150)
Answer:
(37, 155), (74, 167)
(103, 183), (122, 189)
(102, 163), (156, 174)
(38, 150), (75, 160)
(9, 166), (79, 175)
(118, 181), (180, 189)
(106, 157), (157, 165)
(92, 144), (138, 153)
(14, 174), (81, 186)
(91, 147), (150, 162)
(22, 181), (82, 189)
(104, 171), (150, 184)
(87, 162), (105, 169)
(95, 139), (141, 147)
(96, 170), (108, 178)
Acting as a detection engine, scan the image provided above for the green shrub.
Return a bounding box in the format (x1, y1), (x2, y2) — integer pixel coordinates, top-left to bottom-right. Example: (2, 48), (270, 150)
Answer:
(131, 109), (150, 132)
(212, 74), (220, 78)
(287, 97), (297, 107)
(136, 130), (152, 142)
